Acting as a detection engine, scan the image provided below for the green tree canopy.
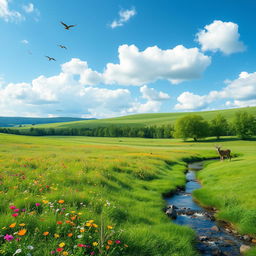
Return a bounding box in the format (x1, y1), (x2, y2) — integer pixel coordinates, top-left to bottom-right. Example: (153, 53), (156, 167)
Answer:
(174, 114), (209, 141)
(210, 114), (229, 139)
(233, 111), (256, 139)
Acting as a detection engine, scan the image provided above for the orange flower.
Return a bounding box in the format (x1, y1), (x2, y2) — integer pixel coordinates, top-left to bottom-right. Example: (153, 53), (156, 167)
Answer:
(107, 225), (113, 229)
(43, 231), (49, 236)
(9, 223), (16, 228)
(92, 223), (98, 228)
(70, 216), (76, 221)
(58, 200), (64, 204)
(57, 221), (63, 225)
(67, 233), (73, 237)
(65, 220), (71, 224)
(107, 240), (113, 245)
(106, 245), (110, 250)
(19, 223), (26, 227)
(18, 229), (27, 236)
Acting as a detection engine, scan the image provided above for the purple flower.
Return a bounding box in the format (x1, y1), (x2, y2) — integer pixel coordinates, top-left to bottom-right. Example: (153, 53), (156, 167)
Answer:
(4, 234), (14, 241)
(22, 209), (26, 212)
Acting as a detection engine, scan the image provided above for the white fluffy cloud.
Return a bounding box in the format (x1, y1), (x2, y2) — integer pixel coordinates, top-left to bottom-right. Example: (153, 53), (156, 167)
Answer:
(175, 71), (256, 110)
(76, 44), (211, 86)
(196, 20), (245, 54)
(0, 59), (169, 118)
(0, 0), (23, 22)
(110, 8), (136, 28)
(22, 3), (34, 13)
(21, 39), (29, 44)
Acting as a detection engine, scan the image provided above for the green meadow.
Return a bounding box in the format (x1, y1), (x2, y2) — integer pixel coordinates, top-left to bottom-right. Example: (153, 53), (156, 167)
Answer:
(22, 107), (256, 129)
(0, 134), (255, 255)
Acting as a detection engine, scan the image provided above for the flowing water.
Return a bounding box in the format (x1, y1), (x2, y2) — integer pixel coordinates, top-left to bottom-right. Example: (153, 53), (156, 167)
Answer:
(165, 162), (248, 256)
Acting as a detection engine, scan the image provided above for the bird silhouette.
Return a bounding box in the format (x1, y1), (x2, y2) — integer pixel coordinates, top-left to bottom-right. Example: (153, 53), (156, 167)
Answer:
(60, 21), (76, 30)
(46, 56), (56, 61)
(58, 44), (67, 50)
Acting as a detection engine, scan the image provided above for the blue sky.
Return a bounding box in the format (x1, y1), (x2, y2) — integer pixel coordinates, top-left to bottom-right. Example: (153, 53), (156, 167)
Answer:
(0, 0), (256, 117)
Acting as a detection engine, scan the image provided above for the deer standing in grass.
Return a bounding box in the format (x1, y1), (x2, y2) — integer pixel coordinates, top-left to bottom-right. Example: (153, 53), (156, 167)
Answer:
(215, 146), (231, 161)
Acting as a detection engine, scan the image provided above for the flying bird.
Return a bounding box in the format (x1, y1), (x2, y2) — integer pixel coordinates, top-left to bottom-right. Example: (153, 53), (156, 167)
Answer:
(45, 56), (56, 61)
(60, 21), (76, 30)
(58, 44), (67, 49)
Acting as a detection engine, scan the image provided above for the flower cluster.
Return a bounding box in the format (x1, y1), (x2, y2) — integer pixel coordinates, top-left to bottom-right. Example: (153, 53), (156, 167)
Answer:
(0, 201), (127, 256)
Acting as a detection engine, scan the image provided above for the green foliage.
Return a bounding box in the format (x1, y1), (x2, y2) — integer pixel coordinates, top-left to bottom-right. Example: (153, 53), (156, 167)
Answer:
(233, 111), (256, 139)
(210, 114), (229, 139)
(174, 115), (209, 141)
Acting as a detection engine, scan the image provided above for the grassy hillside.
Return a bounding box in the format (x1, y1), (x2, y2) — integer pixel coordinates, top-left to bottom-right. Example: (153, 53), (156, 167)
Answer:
(0, 134), (255, 255)
(26, 106), (256, 129)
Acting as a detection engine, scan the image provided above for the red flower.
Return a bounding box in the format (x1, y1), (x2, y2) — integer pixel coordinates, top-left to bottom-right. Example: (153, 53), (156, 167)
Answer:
(56, 248), (63, 252)
(12, 213), (19, 217)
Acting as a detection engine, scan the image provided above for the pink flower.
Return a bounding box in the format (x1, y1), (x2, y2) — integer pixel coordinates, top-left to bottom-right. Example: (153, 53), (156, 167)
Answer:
(50, 251), (55, 254)
(90, 253), (95, 256)
(12, 213), (19, 217)
(9, 205), (16, 210)
(77, 244), (86, 247)
(115, 240), (121, 244)
(22, 209), (26, 212)
(35, 203), (40, 207)
(14, 208), (20, 212)
(4, 234), (14, 241)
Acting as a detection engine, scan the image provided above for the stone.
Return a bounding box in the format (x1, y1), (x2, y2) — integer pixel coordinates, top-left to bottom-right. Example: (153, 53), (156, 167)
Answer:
(252, 238), (256, 243)
(243, 235), (251, 242)
(165, 205), (177, 219)
(199, 235), (208, 241)
(240, 245), (251, 254)
(211, 225), (219, 232)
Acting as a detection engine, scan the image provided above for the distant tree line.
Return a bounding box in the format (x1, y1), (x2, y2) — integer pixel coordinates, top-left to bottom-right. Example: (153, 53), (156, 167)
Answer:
(0, 110), (255, 140)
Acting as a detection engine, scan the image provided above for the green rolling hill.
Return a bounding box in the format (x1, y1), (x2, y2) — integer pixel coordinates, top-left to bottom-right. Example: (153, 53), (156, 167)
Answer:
(21, 106), (256, 129)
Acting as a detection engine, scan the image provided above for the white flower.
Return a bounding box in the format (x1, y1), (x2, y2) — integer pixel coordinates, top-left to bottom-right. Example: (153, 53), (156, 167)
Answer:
(77, 235), (83, 239)
(13, 249), (22, 255)
(27, 245), (34, 250)
(27, 253), (32, 256)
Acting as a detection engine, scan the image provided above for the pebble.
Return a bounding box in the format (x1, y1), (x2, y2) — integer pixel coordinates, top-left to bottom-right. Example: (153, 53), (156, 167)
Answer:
(240, 244), (251, 254)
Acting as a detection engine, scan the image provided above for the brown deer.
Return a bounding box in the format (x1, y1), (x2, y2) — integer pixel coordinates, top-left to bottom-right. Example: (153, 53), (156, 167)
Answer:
(215, 146), (231, 161)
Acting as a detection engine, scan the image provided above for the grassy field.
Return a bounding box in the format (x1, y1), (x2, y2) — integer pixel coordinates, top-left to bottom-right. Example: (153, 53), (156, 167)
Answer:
(21, 106), (256, 129)
(0, 134), (255, 255)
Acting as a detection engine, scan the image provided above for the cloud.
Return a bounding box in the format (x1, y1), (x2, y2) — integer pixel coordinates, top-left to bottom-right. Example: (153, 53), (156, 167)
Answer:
(175, 71), (256, 110)
(22, 3), (34, 13)
(21, 39), (29, 44)
(110, 8), (136, 28)
(196, 20), (246, 54)
(73, 44), (210, 86)
(0, 0), (23, 22)
(0, 59), (169, 118)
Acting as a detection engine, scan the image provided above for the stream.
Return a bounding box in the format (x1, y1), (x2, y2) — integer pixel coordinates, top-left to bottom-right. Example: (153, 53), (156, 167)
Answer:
(165, 162), (249, 256)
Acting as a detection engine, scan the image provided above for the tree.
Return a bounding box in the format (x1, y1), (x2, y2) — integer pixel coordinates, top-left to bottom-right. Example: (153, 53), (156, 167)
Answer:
(174, 114), (209, 141)
(210, 114), (229, 139)
(233, 111), (256, 139)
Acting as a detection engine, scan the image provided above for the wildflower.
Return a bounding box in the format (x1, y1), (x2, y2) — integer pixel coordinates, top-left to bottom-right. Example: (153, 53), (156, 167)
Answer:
(42, 200), (49, 204)
(57, 221), (63, 225)
(92, 224), (98, 228)
(58, 200), (64, 204)
(85, 223), (92, 227)
(35, 203), (41, 207)
(4, 234), (14, 241)
(92, 242), (98, 246)
(71, 211), (75, 214)
(27, 245), (34, 250)
(70, 216), (76, 221)
(14, 208), (20, 213)
(59, 242), (65, 248)
(62, 252), (69, 256)
(77, 235), (83, 239)
(77, 244), (86, 247)
(19, 223), (26, 227)
(115, 240), (121, 244)
(90, 252), (95, 256)
(22, 209), (26, 212)
(56, 248), (63, 252)
(13, 249), (22, 255)
(50, 251), (56, 254)
(9, 205), (16, 210)
(54, 234), (60, 238)
(78, 212), (82, 216)
(88, 220), (94, 223)
(106, 245), (110, 250)
(67, 233), (73, 237)
(124, 244), (129, 247)
(80, 228), (85, 233)
(12, 213), (19, 217)
(9, 223), (16, 228)
(18, 229), (27, 236)
(107, 225), (113, 229)
(43, 231), (49, 236)
(107, 240), (113, 245)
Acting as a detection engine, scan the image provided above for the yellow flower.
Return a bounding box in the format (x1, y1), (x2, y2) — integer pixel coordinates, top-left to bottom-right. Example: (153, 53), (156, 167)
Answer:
(59, 242), (65, 248)
(80, 228), (85, 233)
(43, 231), (49, 236)
(71, 211), (76, 214)
(1, 227), (6, 230)
(42, 200), (49, 204)
(58, 200), (65, 204)
(54, 233), (60, 238)
(88, 220), (94, 223)
(85, 222), (92, 227)
(18, 229), (27, 236)
(9, 223), (16, 228)
(92, 242), (98, 246)
(62, 252), (69, 256)
(107, 225), (113, 229)
(78, 212), (82, 215)
(107, 240), (113, 245)
(19, 223), (26, 227)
